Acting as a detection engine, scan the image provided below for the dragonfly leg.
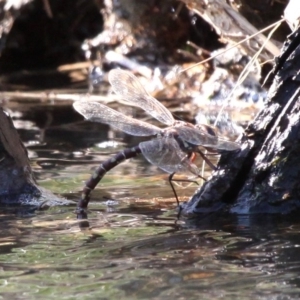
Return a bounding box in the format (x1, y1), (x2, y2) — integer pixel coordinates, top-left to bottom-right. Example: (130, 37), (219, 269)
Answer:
(197, 149), (217, 170)
(168, 172), (180, 207)
(168, 172), (182, 219)
(168, 172), (205, 219)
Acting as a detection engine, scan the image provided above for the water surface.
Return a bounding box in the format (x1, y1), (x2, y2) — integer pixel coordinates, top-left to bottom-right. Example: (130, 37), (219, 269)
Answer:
(1, 102), (300, 299)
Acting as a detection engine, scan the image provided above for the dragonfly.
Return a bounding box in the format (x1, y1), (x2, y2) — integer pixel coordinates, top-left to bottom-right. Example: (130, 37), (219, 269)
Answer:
(73, 69), (240, 216)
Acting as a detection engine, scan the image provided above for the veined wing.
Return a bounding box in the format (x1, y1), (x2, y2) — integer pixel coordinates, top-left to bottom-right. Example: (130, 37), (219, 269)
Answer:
(109, 69), (175, 126)
(213, 137), (241, 151)
(139, 136), (200, 175)
(73, 101), (161, 136)
(174, 124), (240, 151)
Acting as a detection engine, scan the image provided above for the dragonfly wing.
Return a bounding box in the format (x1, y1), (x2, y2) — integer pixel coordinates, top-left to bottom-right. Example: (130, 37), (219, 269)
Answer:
(109, 69), (175, 126)
(195, 124), (240, 151)
(175, 125), (219, 148)
(73, 101), (161, 136)
(175, 125), (240, 151)
(213, 138), (241, 151)
(139, 137), (200, 175)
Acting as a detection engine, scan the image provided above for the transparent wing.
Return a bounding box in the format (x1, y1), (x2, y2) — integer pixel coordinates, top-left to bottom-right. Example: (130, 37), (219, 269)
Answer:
(213, 138), (241, 151)
(195, 124), (241, 151)
(174, 123), (240, 151)
(73, 101), (161, 136)
(139, 137), (200, 175)
(109, 69), (175, 126)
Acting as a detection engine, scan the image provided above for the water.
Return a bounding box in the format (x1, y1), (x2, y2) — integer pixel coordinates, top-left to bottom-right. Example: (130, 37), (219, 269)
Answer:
(1, 102), (300, 299)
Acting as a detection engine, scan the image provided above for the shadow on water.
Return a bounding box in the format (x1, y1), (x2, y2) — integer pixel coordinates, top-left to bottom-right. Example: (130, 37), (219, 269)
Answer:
(1, 102), (300, 299)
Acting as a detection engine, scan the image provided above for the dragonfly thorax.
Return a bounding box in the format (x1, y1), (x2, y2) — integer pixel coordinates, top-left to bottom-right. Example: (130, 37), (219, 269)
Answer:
(176, 136), (198, 153)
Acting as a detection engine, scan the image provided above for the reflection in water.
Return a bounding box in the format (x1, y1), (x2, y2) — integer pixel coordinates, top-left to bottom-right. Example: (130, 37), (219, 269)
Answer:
(1, 104), (300, 299)
(1, 206), (300, 299)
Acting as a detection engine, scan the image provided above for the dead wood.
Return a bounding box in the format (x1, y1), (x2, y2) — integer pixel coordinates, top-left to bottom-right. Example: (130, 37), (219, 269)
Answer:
(181, 0), (282, 61)
(182, 27), (300, 215)
(0, 106), (73, 206)
(0, 106), (41, 203)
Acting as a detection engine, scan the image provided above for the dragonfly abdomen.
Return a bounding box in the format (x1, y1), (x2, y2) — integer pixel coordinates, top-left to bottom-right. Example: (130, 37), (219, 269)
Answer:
(77, 146), (141, 209)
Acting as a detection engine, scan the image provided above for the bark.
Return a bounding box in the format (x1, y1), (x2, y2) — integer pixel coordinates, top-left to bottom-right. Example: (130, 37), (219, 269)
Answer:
(0, 106), (39, 202)
(182, 27), (300, 215)
(0, 106), (72, 207)
(181, 0), (282, 60)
